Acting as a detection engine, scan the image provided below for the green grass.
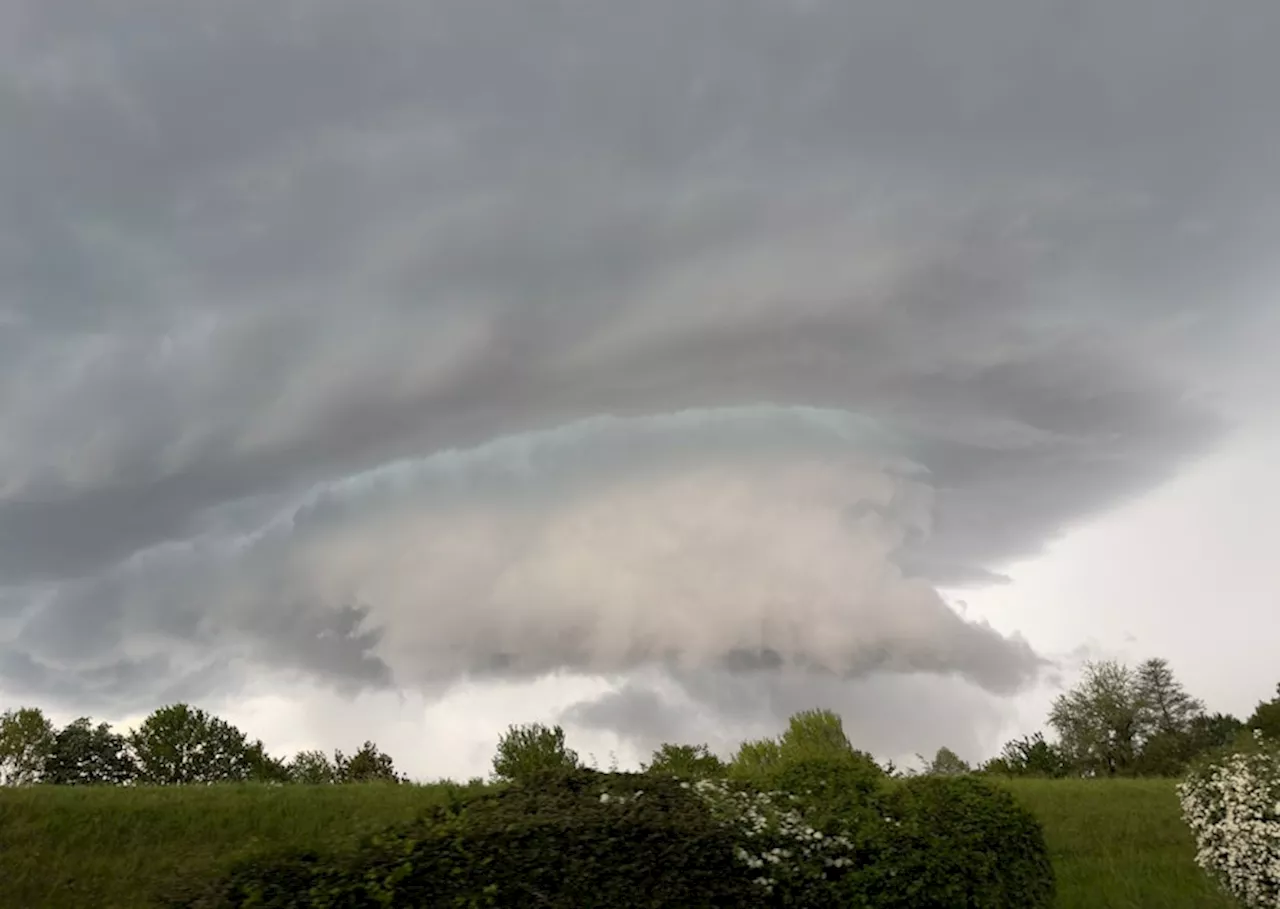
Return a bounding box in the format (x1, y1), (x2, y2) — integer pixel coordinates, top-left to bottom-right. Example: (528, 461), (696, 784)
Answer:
(994, 778), (1238, 909)
(0, 777), (1239, 908)
(0, 783), (453, 908)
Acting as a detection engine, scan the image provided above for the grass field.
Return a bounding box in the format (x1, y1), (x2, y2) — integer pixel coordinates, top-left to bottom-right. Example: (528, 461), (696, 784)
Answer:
(0, 777), (1238, 908)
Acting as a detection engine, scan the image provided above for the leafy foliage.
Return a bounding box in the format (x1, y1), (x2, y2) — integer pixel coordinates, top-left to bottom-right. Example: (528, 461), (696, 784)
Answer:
(1049, 659), (1145, 776)
(287, 749), (337, 784)
(1136, 658), (1205, 738)
(128, 704), (256, 785)
(490, 721), (580, 783)
(1049, 658), (1215, 777)
(918, 745), (971, 776)
(0, 707), (55, 785)
(1188, 712), (1248, 754)
(730, 737), (786, 779)
(867, 775), (1056, 908)
(980, 733), (1070, 778)
(43, 717), (136, 785)
(244, 740), (291, 784)
(174, 769), (763, 908)
(333, 740), (403, 783)
(642, 742), (726, 780)
(1248, 684), (1280, 742)
(729, 707), (880, 783)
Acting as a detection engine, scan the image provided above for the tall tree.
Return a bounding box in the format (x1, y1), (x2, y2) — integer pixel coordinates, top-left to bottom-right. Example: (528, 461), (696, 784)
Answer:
(1247, 683), (1280, 741)
(779, 708), (855, 756)
(43, 718), (136, 785)
(128, 704), (254, 784)
(1131, 658), (1207, 775)
(491, 723), (580, 783)
(1049, 660), (1143, 777)
(729, 708), (880, 783)
(642, 743), (726, 779)
(334, 741), (403, 783)
(288, 749), (337, 784)
(0, 707), (55, 785)
(245, 739), (291, 784)
(980, 733), (1068, 778)
(919, 746), (971, 776)
(1186, 712), (1246, 753)
(1135, 658), (1204, 738)
(729, 737), (785, 779)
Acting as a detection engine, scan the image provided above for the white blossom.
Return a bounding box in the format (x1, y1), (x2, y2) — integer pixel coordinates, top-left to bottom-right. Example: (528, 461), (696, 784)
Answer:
(1179, 736), (1280, 908)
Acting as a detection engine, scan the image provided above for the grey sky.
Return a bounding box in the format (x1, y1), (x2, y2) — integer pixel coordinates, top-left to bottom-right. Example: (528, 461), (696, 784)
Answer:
(2, 0), (1278, 776)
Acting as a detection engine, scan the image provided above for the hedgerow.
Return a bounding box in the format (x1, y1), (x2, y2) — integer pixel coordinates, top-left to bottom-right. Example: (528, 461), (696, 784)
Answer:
(168, 768), (763, 908)
(170, 765), (1055, 908)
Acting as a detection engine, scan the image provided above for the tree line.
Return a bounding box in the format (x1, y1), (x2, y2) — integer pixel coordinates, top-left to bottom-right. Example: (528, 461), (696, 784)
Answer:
(2, 657), (1277, 786)
(946, 657), (1278, 780)
(0, 702), (405, 786)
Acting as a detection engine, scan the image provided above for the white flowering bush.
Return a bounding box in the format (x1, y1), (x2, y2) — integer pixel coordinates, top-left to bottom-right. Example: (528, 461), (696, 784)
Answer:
(1179, 730), (1280, 908)
(590, 774), (862, 897)
(678, 776), (871, 897)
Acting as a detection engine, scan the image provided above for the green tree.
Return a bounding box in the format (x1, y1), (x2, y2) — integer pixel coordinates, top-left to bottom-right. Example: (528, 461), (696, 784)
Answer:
(981, 732), (1069, 778)
(288, 749), (337, 784)
(1131, 658), (1207, 775)
(127, 703), (254, 784)
(642, 743), (726, 779)
(1049, 660), (1145, 776)
(491, 722), (579, 783)
(43, 718), (136, 785)
(1135, 658), (1205, 737)
(728, 708), (882, 785)
(334, 741), (403, 783)
(1247, 683), (1280, 741)
(0, 707), (55, 785)
(244, 739), (291, 783)
(1186, 712), (1246, 753)
(779, 707), (855, 755)
(919, 745), (971, 776)
(728, 737), (785, 779)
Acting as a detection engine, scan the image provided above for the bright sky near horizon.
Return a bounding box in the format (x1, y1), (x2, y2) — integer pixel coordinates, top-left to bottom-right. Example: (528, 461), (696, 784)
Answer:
(2, 0), (1278, 782)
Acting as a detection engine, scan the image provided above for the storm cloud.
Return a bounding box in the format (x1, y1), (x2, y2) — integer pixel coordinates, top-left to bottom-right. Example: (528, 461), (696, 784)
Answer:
(2, 0), (1277, 757)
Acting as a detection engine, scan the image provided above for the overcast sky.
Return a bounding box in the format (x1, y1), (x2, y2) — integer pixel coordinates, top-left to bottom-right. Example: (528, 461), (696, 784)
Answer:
(3, 0), (1278, 781)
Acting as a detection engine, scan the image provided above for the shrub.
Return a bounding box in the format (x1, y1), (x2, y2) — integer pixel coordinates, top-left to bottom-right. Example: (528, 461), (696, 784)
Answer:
(174, 766), (1055, 908)
(1178, 730), (1280, 908)
(766, 754), (883, 831)
(862, 775), (1056, 908)
(683, 775), (881, 906)
(173, 768), (763, 908)
(684, 765), (1053, 908)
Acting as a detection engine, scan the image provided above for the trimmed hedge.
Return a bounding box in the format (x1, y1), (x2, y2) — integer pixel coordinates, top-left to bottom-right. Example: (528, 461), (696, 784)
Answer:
(169, 770), (1054, 908)
(168, 769), (764, 908)
(857, 775), (1057, 908)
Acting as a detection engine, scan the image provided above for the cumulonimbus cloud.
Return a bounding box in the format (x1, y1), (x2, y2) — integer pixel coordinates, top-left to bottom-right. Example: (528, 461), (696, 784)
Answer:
(2, 0), (1277, 747)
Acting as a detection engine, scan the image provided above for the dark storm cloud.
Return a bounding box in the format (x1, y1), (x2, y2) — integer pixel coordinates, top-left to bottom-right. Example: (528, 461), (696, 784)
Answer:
(1, 0), (1277, 722)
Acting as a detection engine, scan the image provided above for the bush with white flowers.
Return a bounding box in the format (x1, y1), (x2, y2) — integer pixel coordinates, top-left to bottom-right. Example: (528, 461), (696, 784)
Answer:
(677, 776), (870, 897)
(1178, 730), (1280, 908)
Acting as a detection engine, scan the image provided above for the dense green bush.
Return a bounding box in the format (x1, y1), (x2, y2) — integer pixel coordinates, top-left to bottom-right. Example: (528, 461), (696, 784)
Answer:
(171, 768), (763, 908)
(855, 775), (1056, 908)
(172, 767), (1054, 909)
(768, 754), (882, 822)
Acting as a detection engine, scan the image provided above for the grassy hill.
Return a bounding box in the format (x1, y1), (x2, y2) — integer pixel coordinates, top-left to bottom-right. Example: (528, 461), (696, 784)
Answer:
(0, 777), (1237, 908)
